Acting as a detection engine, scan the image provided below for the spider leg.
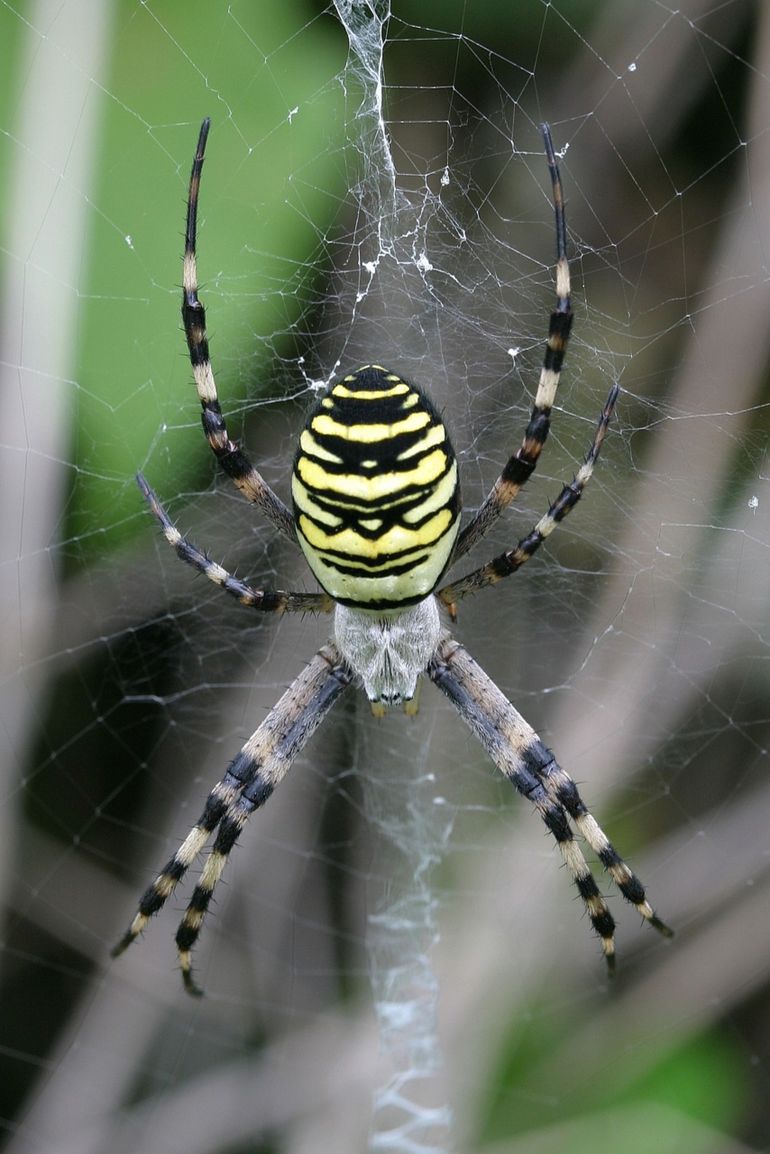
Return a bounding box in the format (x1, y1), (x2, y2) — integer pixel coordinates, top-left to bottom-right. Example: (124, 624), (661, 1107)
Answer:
(112, 645), (351, 995)
(453, 124), (572, 562)
(183, 118), (296, 543)
(110, 765), (247, 959)
(175, 644), (351, 995)
(438, 384), (617, 611)
(137, 473), (333, 614)
(428, 636), (671, 970)
(534, 760), (673, 939)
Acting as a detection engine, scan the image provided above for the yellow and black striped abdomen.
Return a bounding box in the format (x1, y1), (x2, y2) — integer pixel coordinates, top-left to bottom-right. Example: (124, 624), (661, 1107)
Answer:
(292, 365), (461, 609)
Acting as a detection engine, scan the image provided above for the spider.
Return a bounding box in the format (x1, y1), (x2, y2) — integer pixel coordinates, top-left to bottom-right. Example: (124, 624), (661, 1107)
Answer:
(112, 118), (672, 995)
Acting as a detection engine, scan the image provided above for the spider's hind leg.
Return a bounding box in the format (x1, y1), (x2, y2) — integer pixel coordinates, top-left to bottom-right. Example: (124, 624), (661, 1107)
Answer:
(527, 764), (620, 969)
(111, 773), (240, 957)
(428, 636), (671, 970)
(112, 646), (351, 994)
(538, 763), (674, 939)
(429, 637), (619, 968)
(173, 646), (351, 995)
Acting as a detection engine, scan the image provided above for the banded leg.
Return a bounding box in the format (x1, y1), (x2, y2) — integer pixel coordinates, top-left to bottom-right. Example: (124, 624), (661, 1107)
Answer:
(453, 124), (572, 562)
(111, 761), (251, 959)
(137, 473), (332, 614)
(438, 383), (618, 610)
(534, 760), (673, 940)
(112, 644), (352, 995)
(428, 636), (671, 969)
(176, 644), (351, 994)
(183, 118), (296, 542)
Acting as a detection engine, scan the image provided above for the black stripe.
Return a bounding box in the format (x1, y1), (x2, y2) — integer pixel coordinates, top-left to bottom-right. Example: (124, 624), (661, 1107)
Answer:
(299, 492), (459, 542)
(298, 479), (450, 516)
(200, 401), (228, 441)
(212, 810), (249, 855)
(550, 775), (586, 817)
(308, 505), (458, 560)
(186, 884), (213, 913)
(575, 872), (602, 900)
(318, 393), (423, 422)
(334, 365), (407, 391)
(615, 874), (646, 905)
(314, 550), (431, 576)
(591, 908), (616, 938)
(334, 589), (431, 609)
(196, 793), (229, 833)
(540, 801), (572, 844)
(139, 875), (176, 917)
(549, 479), (583, 522)
(302, 483), (437, 514)
(176, 917), (203, 952)
(305, 428), (448, 472)
(501, 455), (536, 486)
(543, 310), (573, 374)
(297, 470), (452, 512)
(300, 441), (451, 480)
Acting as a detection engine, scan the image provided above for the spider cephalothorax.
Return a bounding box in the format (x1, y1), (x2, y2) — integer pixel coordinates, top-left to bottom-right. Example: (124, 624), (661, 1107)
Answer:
(112, 119), (672, 995)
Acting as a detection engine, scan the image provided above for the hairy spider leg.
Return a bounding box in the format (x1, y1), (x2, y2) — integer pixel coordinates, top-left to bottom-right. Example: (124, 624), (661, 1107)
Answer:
(174, 646), (351, 994)
(439, 383), (618, 610)
(112, 646), (351, 995)
(136, 473), (332, 614)
(182, 118), (297, 542)
(453, 123), (573, 562)
(535, 759), (673, 939)
(429, 637), (672, 970)
(111, 767), (253, 959)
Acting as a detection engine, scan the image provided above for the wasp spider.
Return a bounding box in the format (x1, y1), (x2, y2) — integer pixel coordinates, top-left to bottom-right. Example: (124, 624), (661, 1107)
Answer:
(112, 119), (672, 995)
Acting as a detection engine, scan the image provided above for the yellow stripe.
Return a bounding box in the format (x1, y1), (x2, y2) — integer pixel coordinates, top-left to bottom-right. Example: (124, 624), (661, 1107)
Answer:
(402, 462), (457, 523)
(296, 448), (448, 502)
(343, 364), (387, 377)
(310, 410), (431, 443)
(396, 422), (447, 460)
(294, 480), (432, 519)
(299, 429), (344, 464)
(331, 382), (409, 400)
(292, 488), (344, 527)
(298, 508), (454, 560)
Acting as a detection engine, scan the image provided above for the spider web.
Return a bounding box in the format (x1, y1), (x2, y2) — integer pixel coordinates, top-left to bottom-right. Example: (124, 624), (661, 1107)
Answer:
(1, 1), (769, 1152)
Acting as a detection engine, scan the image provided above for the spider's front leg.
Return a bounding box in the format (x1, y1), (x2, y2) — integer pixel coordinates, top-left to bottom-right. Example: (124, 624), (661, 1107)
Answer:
(428, 636), (672, 969)
(182, 118), (296, 543)
(453, 123), (573, 562)
(112, 644), (351, 995)
(136, 472), (332, 615)
(438, 383), (618, 612)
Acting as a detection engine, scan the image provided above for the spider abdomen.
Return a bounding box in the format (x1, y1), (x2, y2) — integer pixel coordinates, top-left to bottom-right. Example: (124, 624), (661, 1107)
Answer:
(292, 365), (461, 608)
